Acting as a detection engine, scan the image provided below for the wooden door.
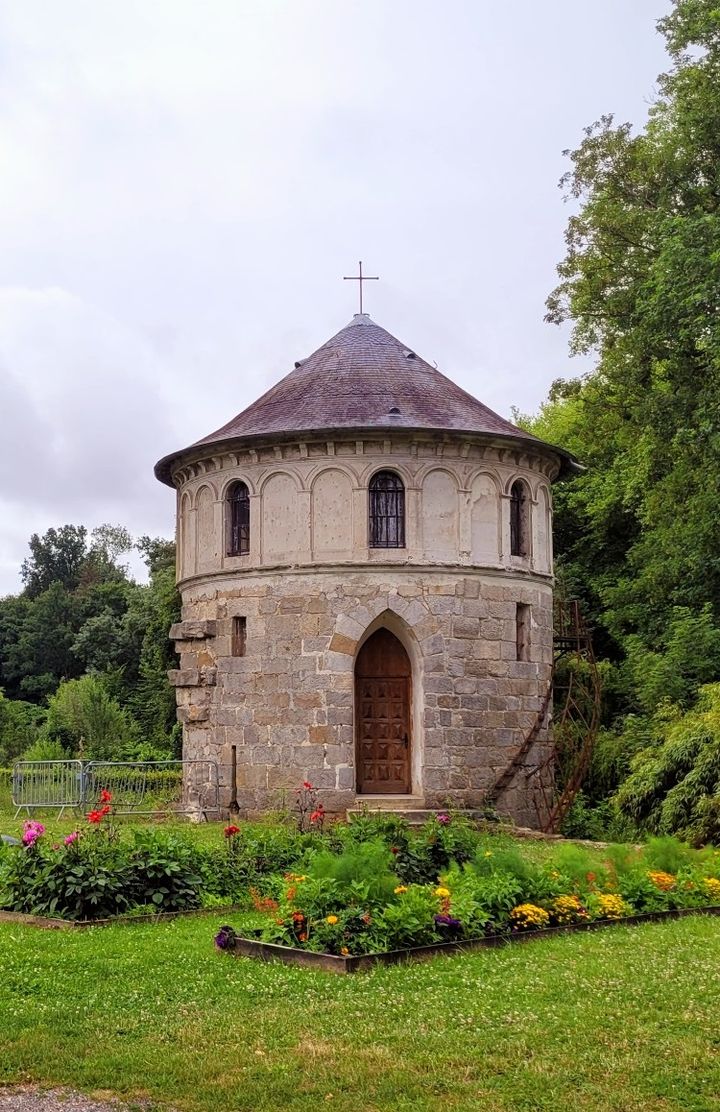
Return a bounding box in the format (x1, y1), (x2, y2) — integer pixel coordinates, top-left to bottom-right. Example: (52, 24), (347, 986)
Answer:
(355, 629), (411, 794)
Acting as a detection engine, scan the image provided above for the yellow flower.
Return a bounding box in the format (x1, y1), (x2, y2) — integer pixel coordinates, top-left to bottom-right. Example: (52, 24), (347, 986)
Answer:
(550, 894), (587, 925)
(703, 877), (720, 902)
(594, 894), (631, 920)
(510, 903), (550, 930)
(340, 946), (350, 955)
(326, 914), (339, 925)
(434, 886), (450, 898)
(394, 885), (408, 894)
(484, 851), (493, 858)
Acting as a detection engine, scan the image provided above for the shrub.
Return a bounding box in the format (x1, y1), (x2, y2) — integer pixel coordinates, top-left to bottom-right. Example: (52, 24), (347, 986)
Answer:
(126, 830), (203, 912)
(0, 811), (204, 920)
(614, 684), (720, 842)
(0, 823), (132, 920)
(302, 840), (398, 906)
(642, 835), (698, 875)
(391, 815), (476, 885)
(547, 844), (610, 895)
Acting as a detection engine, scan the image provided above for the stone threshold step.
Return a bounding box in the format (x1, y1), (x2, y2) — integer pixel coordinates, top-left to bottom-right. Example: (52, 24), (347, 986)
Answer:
(348, 796), (425, 811)
(347, 805), (490, 826)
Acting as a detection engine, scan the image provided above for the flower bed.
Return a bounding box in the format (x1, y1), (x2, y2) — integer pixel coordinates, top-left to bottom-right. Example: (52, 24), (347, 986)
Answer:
(215, 905), (720, 973)
(4, 782), (720, 952)
(208, 824), (720, 968)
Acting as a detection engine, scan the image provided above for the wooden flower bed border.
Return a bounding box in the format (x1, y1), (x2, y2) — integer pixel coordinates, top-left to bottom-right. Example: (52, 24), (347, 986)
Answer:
(227, 905), (720, 973)
(0, 905), (246, 930)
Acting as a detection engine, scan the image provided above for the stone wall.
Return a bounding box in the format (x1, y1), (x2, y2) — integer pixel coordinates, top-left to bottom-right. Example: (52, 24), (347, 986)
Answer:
(170, 568), (554, 828)
(172, 432), (556, 583)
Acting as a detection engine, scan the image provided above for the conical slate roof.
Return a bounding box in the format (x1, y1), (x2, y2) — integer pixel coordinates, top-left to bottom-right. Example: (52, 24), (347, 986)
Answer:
(155, 314), (578, 485)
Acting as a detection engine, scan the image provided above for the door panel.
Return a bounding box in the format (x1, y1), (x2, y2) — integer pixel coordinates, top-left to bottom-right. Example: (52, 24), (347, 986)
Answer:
(355, 630), (411, 794)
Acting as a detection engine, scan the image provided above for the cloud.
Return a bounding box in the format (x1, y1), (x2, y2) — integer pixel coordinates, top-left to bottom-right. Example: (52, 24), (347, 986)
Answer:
(0, 287), (176, 591)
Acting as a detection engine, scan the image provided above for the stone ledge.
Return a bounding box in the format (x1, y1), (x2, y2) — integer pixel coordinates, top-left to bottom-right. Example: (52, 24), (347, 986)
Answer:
(168, 667), (217, 687)
(168, 668), (199, 687)
(169, 619), (217, 641)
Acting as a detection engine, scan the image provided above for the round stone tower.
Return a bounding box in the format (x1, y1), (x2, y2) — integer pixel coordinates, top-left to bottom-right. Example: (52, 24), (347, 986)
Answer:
(155, 313), (577, 826)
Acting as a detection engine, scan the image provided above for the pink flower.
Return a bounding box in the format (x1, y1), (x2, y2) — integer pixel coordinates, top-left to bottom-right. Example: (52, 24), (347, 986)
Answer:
(64, 832), (79, 846)
(21, 820), (45, 846)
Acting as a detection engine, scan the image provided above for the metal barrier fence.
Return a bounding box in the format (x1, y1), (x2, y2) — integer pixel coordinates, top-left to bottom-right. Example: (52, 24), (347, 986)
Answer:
(12, 760), (84, 818)
(12, 759), (220, 819)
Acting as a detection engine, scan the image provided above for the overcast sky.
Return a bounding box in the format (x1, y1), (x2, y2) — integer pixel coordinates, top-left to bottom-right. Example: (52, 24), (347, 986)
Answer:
(0, 0), (671, 595)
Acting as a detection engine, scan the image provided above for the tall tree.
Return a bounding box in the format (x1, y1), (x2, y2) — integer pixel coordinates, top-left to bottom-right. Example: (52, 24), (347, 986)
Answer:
(537, 0), (720, 669)
(21, 526), (88, 599)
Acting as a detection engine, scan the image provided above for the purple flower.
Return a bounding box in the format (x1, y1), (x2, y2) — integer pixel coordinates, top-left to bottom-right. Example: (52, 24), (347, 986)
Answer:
(434, 914), (461, 929)
(214, 925), (237, 951)
(436, 812), (450, 825)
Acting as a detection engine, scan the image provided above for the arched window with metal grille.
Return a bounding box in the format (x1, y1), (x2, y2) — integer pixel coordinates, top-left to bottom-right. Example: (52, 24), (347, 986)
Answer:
(369, 470), (405, 548)
(509, 479), (529, 558)
(227, 481), (250, 556)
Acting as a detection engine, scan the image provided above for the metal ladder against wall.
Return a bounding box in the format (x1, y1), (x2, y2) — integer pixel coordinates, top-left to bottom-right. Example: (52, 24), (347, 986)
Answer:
(485, 597), (602, 833)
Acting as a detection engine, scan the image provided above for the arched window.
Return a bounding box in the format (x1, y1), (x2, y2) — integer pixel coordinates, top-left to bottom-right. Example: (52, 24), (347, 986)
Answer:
(227, 481), (250, 556)
(510, 480), (529, 558)
(369, 471), (405, 548)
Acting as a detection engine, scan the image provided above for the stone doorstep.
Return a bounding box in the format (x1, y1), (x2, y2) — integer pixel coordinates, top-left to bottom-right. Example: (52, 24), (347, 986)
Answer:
(349, 795), (425, 812)
(346, 799), (488, 826)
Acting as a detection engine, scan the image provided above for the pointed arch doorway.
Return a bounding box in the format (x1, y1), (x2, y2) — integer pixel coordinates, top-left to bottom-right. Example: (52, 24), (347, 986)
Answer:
(355, 628), (412, 794)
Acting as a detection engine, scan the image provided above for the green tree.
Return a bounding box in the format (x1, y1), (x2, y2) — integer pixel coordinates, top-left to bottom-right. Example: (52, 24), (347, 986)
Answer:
(527, 0), (720, 833)
(42, 674), (137, 760)
(21, 526), (88, 599)
(0, 692), (45, 765)
(542, 0), (720, 652)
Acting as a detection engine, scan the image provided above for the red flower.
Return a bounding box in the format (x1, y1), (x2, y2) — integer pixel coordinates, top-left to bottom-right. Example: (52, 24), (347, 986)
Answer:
(224, 824), (240, 838)
(390, 846), (399, 855)
(302, 781), (313, 790)
(310, 807), (325, 824)
(100, 805), (111, 817)
(87, 810), (102, 824)
(100, 789), (112, 803)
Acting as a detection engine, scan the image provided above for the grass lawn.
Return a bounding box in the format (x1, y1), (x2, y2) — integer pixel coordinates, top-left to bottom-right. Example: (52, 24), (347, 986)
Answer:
(1, 913), (720, 1112)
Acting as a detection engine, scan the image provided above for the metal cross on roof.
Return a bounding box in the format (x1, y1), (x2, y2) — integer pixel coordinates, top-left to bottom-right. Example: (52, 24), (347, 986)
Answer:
(343, 260), (379, 314)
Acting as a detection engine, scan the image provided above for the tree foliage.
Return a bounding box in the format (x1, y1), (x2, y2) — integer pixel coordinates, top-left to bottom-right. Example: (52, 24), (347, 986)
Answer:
(527, 0), (720, 838)
(0, 524), (180, 763)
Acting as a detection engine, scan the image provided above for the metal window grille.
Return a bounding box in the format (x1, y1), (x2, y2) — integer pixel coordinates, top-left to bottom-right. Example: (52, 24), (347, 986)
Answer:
(510, 481), (528, 557)
(369, 471), (405, 548)
(228, 482), (250, 555)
